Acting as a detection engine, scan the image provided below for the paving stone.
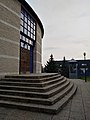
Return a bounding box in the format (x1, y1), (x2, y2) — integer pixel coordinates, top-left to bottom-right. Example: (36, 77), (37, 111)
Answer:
(4, 109), (27, 120)
(85, 112), (90, 120)
(23, 111), (52, 120)
(69, 111), (85, 120)
(52, 116), (68, 120)
(0, 117), (5, 120)
(84, 107), (90, 112)
(70, 106), (84, 113)
(69, 117), (85, 120)
(55, 110), (70, 117)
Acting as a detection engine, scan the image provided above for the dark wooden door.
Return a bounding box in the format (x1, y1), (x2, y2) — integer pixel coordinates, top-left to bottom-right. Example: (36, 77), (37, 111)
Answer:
(20, 48), (30, 73)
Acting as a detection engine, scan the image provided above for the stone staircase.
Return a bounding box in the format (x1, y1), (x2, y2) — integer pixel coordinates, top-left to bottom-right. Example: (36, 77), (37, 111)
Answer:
(0, 73), (77, 114)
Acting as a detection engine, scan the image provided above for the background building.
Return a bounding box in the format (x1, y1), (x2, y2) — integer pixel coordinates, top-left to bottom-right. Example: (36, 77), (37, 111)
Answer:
(55, 59), (90, 79)
(0, 0), (44, 75)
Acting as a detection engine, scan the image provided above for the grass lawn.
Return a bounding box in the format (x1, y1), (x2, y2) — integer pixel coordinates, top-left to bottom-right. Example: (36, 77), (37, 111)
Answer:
(79, 76), (90, 82)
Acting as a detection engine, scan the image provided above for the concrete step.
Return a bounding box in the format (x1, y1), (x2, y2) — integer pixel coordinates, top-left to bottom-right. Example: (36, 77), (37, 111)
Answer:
(1, 74), (62, 83)
(0, 82), (73, 105)
(0, 84), (77, 114)
(5, 73), (59, 79)
(0, 78), (67, 92)
(0, 76), (64, 87)
(0, 80), (70, 98)
(4, 74), (64, 83)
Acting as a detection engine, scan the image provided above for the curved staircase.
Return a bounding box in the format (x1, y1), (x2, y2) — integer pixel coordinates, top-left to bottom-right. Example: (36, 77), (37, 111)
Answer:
(0, 73), (77, 114)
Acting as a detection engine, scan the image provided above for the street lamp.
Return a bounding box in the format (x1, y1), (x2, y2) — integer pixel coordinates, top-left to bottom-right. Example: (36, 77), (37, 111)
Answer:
(83, 52), (87, 82)
(83, 52), (86, 60)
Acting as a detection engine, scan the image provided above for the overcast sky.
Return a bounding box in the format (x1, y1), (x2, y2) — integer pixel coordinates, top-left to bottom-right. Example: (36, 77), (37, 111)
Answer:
(26, 0), (90, 65)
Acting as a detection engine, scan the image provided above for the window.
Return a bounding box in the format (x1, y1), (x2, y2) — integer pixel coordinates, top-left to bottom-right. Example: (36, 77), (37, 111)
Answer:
(34, 25), (35, 30)
(31, 34), (33, 39)
(25, 17), (27, 22)
(28, 26), (30, 31)
(29, 40), (33, 45)
(26, 38), (28, 43)
(31, 23), (33, 28)
(21, 19), (23, 26)
(24, 44), (27, 49)
(28, 20), (30, 25)
(21, 42), (24, 48)
(24, 22), (27, 28)
(28, 31), (30, 36)
(28, 45), (30, 50)
(24, 29), (27, 35)
(20, 7), (36, 50)
(34, 35), (35, 40)
(34, 30), (35, 35)
(20, 7), (36, 40)
(31, 28), (33, 33)
(23, 36), (25, 41)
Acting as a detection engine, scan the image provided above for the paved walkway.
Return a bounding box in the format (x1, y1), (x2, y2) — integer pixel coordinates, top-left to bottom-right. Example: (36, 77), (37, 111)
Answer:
(0, 79), (90, 120)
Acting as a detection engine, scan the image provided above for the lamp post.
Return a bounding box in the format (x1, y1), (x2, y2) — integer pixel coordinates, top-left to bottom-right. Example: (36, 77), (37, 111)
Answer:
(83, 52), (87, 82)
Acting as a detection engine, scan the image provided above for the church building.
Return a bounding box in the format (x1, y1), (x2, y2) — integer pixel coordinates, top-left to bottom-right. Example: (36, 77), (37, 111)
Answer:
(0, 0), (44, 75)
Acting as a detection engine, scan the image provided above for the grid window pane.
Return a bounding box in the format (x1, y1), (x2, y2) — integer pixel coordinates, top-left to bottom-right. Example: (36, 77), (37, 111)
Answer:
(34, 36), (35, 40)
(21, 42), (24, 47)
(31, 28), (33, 33)
(24, 44), (27, 49)
(28, 20), (30, 25)
(21, 19), (23, 25)
(31, 23), (33, 28)
(28, 45), (30, 50)
(31, 34), (33, 39)
(28, 31), (30, 36)
(24, 29), (27, 35)
(28, 26), (30, 31)
(34, 30), (35, 35)
(28, 40), (30, 44)
(23, 36), (25, 41)
(34, 25), (35, 30)
(24, 22), (27, 28)
(25, 17), (27, 22)
(26, 38), (28, 43)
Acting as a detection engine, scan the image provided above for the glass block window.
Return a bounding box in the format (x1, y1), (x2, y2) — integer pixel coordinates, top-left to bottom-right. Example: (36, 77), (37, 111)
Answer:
(20, 7), (36, 50)
(20, 34), (33, 50)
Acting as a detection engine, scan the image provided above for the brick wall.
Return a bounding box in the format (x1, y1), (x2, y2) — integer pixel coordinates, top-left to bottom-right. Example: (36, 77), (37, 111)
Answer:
(0, 0), (21, 75)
